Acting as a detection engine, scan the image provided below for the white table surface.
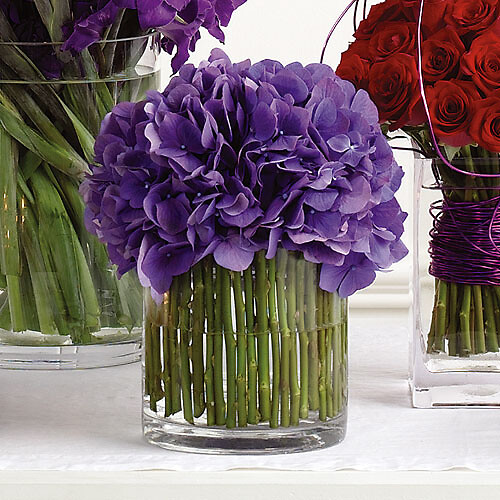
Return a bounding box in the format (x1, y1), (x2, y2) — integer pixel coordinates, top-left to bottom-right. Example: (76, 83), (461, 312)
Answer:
(2, 312), (500, 499)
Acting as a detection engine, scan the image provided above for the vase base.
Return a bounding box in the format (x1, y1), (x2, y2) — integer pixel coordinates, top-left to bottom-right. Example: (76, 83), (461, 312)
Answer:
(410, 379), (500, 408)
(0, 340), (141, 370)
(143, 410), (347, 455)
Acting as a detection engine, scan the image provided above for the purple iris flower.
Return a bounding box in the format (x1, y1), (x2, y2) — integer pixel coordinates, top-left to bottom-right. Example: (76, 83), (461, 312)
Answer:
(82, 50), (408, 298)
(62, 0), (247, 72)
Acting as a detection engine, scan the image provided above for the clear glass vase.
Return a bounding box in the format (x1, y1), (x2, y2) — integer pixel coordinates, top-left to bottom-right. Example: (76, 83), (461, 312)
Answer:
(143, 251), (348, 454)
(0, 34), (161, 369)
(411, 156), (500, 407)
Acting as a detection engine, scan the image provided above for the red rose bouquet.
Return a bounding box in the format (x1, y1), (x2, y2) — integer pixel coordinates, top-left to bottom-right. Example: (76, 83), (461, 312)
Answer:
(338, 0), (500, 358)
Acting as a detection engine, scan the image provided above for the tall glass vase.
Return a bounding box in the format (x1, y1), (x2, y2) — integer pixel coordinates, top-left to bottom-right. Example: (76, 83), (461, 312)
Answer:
(0, 34), (161, 369)
(143, 250), (348, 454)
(411, 156), (500, 407)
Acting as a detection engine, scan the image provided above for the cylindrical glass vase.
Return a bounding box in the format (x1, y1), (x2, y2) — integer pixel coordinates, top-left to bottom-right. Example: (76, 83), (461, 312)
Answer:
(143, 251), (348, 454)
(0, 34), (161, 369)
(411, 156), (500, 407)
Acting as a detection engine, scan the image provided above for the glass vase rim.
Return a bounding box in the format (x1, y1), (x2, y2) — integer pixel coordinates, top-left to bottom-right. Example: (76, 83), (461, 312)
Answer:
(0, 31), (160, 48)
(415, 156), (500, 163)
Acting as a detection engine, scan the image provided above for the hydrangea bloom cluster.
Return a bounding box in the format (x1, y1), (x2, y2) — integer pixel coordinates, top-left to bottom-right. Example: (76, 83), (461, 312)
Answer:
(82, 49), (408, 298)
(62, 0), (247, 71)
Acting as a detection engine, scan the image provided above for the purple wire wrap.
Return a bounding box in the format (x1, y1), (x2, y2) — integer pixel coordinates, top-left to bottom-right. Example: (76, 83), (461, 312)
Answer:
(429, 196), (500, 285)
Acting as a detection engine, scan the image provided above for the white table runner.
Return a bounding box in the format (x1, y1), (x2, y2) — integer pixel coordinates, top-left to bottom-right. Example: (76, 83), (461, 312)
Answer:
(1, 313), (499, 472)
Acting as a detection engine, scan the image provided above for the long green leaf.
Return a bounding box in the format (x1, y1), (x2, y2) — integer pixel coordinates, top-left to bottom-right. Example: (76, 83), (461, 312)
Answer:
(30, 168), (81, 314)
(0, 128), (20, 275)
(32, 0), (54, 38)
(0, 100), (88, 178)
(57, 98), (96, 163)
(0, 9), (17, 40)
(20, 201), (59, 335)
(0, 47), (70, 128)
(3, 82), (80, 155)
(50, 0), (71, 42)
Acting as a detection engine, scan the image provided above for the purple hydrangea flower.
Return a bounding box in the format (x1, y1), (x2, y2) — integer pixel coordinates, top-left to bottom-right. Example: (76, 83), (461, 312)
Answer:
(82, 49), (408, 298)
(62, 0), (247, 72)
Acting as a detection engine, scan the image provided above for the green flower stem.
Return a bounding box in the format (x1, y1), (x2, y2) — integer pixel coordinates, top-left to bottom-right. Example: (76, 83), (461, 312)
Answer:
(285, 254), (300, 426)
(305, 261), (319, 411)
(0, 53), (71, 130)
(150, 321), (163, 413)
(325, 292), (334, 418)
(470, 298), (476, 354)
(213, 266), (226, 425)
(179, 272), (194, 424)
(30, 168), (85, 339)
(72, 228), (101, 338)
(0, 290), (11, 330)
(0, 129), (24, 331)
(102, 9), (126, 74)
(459, 285), (472, 356)
(473, 285), (487, 354)
(159, 296), (172, 418)
(221, 268), (237, 429)
(424, 147), (500, 358)
(333, 293), (342, 416)
(2, 82), (78, 155)
(317, 288), (327, 422)
(244, 267), (258, 425)
(144, 255), (348, 428)
(267, 257), (280, 429)
(0, 99), (87, 178)
(479, 285), (498, 352)
(169, 277), (181, 414)
(493, 287), (500, 347)
(144, 315), (153, 408)
(447, 282), (458, 356)
(5, 275), (25, 332)
(296, 256), (309, 419)
(145, 293), (163, 413)
(192, 264), (206, 418)
(483, 287), (499, 352)
(341, 301), (348, 410)
(232, 271), (248, 427)
(276, 249), (291, 428)
(427, 281), (438, 353)
(434, 279), (448, 352)
(21, 202), (58, 335)
(203, 258), (216, 426)
(255, 251), (271, 422)
(20, 260), (40, 331)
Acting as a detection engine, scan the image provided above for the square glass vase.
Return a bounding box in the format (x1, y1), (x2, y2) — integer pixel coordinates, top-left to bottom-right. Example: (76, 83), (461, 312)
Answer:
(410, 157), (500, 407)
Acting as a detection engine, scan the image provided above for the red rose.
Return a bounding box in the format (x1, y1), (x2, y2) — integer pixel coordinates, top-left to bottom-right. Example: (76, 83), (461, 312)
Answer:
(427, 80), (481, 147)
(367, 53), (425, 129)
(337, 41), (371, 89)
(445, 0), (499, 34)
(422, 28), (465, 82)
(355, 0), (406, 40)
(400, 0), (448, 32)
(470, 90), (500, 152)
(368, 22), (416, 61)
(462, 30), (500, 94)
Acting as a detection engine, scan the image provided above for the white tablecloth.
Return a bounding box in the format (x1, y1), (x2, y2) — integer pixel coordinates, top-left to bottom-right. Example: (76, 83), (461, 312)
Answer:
(1, 313), (500, 472)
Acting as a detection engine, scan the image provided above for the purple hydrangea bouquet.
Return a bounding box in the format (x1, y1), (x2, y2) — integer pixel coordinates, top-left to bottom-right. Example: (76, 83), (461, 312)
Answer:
(0, 0), (245, 364)
(83, 49), (407, 451)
